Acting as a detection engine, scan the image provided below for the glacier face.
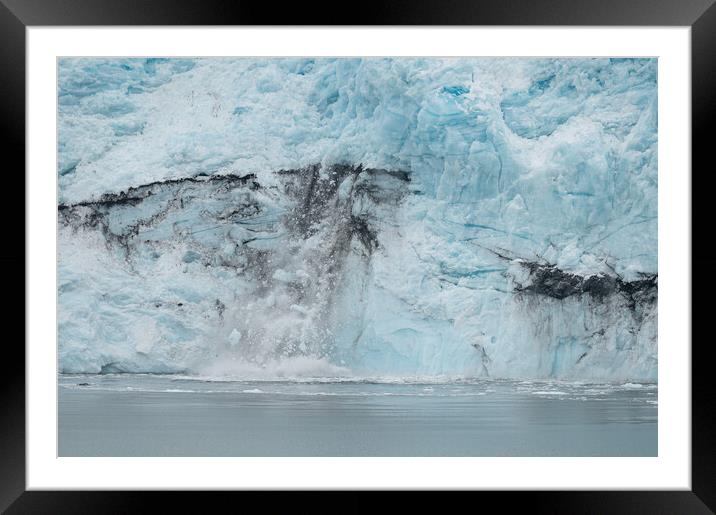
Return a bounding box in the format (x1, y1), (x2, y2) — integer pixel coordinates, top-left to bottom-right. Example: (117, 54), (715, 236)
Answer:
(58, 58), (657, 381)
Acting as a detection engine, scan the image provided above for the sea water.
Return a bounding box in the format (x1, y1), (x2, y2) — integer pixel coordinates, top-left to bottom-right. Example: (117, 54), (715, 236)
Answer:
(59, 374), (656, 457)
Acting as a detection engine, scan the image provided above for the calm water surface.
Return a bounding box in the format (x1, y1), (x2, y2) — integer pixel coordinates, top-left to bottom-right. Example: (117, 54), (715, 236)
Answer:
(58, 374), (657, 456)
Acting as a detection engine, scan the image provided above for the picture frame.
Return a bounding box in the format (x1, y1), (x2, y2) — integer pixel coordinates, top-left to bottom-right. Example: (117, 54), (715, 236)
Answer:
(4, 0), (713, 511)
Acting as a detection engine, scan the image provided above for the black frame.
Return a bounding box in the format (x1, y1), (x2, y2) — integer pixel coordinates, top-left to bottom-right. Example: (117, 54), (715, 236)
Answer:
(3, 0), (714, 512)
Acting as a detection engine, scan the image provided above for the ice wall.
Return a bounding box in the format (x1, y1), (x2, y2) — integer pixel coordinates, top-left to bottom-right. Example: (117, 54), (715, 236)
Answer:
(58, 58), (657, 381)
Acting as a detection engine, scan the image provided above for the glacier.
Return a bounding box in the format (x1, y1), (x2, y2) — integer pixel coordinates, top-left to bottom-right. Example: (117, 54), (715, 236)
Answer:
(57, 57), (657, 381)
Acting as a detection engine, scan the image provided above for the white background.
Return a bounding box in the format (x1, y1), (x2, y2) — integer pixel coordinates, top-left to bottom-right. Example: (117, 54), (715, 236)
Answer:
(27, 27), (690, 489)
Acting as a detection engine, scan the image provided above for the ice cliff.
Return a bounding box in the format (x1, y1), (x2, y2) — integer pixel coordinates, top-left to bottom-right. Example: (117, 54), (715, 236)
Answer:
(58, 58), (657, 381)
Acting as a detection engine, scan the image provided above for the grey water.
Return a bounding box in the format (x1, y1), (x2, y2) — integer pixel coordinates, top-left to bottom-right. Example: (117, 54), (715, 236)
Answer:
(58, 374), (657, 457)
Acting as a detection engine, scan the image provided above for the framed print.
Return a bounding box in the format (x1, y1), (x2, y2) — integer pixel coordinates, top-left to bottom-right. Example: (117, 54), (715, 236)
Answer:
(5, 0), (714, 512)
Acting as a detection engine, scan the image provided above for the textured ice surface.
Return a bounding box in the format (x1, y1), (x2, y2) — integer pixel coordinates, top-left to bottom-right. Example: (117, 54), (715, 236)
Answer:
(58, 58), (657, 381)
